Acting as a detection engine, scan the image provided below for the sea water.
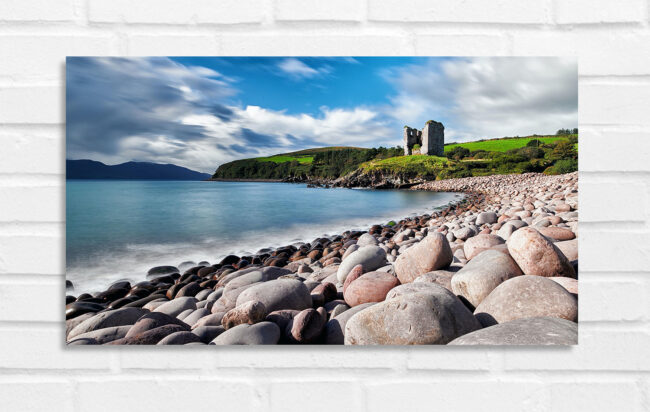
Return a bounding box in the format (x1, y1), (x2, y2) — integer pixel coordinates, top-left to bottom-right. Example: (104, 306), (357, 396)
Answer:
(66, 180), (461, 291)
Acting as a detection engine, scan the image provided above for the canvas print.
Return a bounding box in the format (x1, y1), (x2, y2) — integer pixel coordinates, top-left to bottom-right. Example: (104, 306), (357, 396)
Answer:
(65, 57), (578, 345)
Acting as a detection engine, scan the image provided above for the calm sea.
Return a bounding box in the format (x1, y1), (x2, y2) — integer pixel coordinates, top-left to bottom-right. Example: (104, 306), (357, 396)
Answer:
(66, 180), (460, 291)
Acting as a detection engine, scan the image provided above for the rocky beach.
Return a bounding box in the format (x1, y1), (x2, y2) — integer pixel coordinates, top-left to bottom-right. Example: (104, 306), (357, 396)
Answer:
(66, 172), (578, 345)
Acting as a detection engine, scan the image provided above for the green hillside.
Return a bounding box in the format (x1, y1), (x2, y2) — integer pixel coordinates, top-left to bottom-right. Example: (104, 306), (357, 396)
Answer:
(211, 134), (578, 182)
(212, 146), (402, 180)
(256, 146), (366, 165)
(444, 135), (572, 152)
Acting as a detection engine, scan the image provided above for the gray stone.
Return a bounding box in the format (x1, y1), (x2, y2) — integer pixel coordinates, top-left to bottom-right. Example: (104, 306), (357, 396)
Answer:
(68, 325), (131, 344)
(336, 246), (387, 283)
(236, 279), (311, 313)
(413, 271), (454, 292)
(476, 212), (498, 225)
(474, 275), (578, 326)
(157, 331), (202, 345)
(68, 307), (147, 340)
(181, 308), (210, 327)
(224, 267), (292, 290)
(453, 227), (475, 241)
(449, 317), (577, 345)
(212, 322), (281, 345)
(356, 233), (378, 246)
(324, 303), (375, 344)
(451, 250), (523, 307)
(125, 312), (190, 338)
(153, 296), (197, 318)
(344, 284), (481, 345)
(192, 325), (226, 343)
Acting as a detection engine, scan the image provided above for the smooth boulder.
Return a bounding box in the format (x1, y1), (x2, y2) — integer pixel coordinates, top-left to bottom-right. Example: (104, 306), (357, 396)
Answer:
(336, 246), (387, 283)
(235, 279), (311, 313)
(153, 296), (198, 318)
(507, 227), (576, 278)
(324, 303), (375, 344)
(463, 234), (505, 260)
(451, 250), (523, 307)
(67, 307), (147, 340)
(474, 275), (578, 326)
(221, 300), (267, 329)
(394, 233), (453, 284)
(212, 322), (281, 345)
(449, 317), (577, 345)
(344, 284), (481, 345)
(343, 271), (400, 307)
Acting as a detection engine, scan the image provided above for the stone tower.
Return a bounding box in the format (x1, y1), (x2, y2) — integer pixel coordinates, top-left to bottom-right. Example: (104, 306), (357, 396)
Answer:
(403, 120), (444, 156)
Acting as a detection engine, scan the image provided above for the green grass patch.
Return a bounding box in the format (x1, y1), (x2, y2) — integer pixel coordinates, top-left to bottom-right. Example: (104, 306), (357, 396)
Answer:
(258, 155), (314, 164)
(444, 135), (574, 153)
(361, 155), (447, 175)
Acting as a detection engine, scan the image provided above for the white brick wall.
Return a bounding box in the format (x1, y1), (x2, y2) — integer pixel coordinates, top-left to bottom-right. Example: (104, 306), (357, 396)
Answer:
(0, 1), (648, 410)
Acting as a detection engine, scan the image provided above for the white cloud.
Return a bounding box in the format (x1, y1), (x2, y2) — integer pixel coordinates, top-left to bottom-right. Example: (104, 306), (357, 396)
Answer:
(385, 57), (578, 142)
(277, 58), (325, 80)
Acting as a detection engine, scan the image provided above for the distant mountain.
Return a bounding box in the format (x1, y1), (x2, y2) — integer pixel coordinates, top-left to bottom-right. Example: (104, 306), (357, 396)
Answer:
(66, 159), (211, 180)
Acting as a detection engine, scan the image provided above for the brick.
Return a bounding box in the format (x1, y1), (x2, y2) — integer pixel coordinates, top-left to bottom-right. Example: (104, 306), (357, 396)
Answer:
(555, 0), (645, 24)
(579, 129), (650, 171)
(0, 381), (73, 412)
(76, 379), (258, 412)
(119, 351), (213, 370)
(219, 33), (414, 55)
(407, 346), (498, 370)
(547, 381), (643, 411)
(0, 35), (116, 82)
(580, 83), (650, 126)
(368, 0), (549, 23)
(214, 348), (406, 369)
(0, 186), (63, 222)
(0, 87), (62, 124)
(579, 230), (650, 272)
(579, 277), (648, 321)
(512, 31), (650, 75)
(414, 34), (508, 55)
(0, 326), (111, 369)
(0, 235), (63, 275)
(579, 178), (647, 222)
(0, 127), (64, 174)
(505, 326), (650, 370)
(0, 0), (76, 22)
(275, 0), (364, 22)
(366, 381), (547, 412)
(89, 0), (267, 24)
(0, 279), (63, 322)
(126, 34), (219, 55)
(271, 381), (361, 412)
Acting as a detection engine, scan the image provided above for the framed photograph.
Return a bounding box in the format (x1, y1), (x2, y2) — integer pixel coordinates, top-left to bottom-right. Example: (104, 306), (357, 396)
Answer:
(65, 57), (578, 345)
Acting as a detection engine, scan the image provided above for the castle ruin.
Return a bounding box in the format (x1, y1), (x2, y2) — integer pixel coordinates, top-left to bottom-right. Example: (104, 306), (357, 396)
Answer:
(403, 120), (444, 156)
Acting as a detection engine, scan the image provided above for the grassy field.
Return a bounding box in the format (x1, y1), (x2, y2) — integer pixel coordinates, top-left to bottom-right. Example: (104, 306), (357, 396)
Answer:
(258, 155), (314, 164)
(361, 155), (447, 175)
(444, 135), (574, 153)
(255, 146), (368, 164)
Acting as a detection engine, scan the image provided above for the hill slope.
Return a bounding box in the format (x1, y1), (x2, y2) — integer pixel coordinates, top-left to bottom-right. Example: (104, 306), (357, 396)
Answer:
(211, 146), (401, 181)
(66, 159), (211, 180)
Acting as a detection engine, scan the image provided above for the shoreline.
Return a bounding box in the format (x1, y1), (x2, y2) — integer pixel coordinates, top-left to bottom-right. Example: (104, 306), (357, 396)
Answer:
(207, 177), (285, 183)
(66, 172), (579, 345)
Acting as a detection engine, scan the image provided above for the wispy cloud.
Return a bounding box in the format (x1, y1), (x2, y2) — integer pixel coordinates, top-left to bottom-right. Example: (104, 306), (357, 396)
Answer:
(277, 58), (329, 80)
(382, 57), (578, 142)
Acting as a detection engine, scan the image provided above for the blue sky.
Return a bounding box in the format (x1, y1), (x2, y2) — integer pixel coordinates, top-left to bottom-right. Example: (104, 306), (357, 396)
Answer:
(67, 57), (577, 173)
